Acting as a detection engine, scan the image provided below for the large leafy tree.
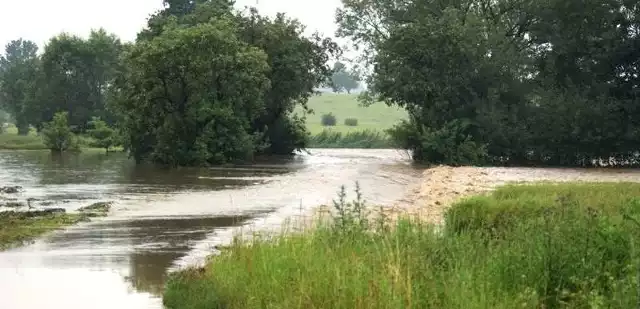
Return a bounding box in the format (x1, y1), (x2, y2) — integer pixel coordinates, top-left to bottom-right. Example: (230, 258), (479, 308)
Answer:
(113, 20), (271, 166)
(330, 61), (360, 93)
(116, 0), (338, 165)
(235, 8), (339, 154)
(0, 39), (40, 135)
(37, 29), (123, 131)
(338, 0), (640, 167)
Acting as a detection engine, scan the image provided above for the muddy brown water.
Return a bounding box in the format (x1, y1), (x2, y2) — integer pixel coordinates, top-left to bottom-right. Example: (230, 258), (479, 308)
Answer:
(0, 149), (419, 309)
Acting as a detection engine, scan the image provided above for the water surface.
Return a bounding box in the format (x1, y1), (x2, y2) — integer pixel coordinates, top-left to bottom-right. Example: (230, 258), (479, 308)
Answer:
(0, 149), (418, 309)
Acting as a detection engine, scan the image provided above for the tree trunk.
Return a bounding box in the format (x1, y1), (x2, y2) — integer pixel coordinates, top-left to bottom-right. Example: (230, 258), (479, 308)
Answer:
(16, 121), (30, 136)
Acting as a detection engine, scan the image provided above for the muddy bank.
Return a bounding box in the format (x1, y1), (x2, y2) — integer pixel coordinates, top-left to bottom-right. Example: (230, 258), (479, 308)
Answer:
(388, 166), (640, 224)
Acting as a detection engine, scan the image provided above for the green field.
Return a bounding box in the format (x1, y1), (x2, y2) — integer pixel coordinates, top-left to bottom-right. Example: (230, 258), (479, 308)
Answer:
(0, 125), (48, 150)
(0, 124), (115, 151)
(296, 93), (407, 134)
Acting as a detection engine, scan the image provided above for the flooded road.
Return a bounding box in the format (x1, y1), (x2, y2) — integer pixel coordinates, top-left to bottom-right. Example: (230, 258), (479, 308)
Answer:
(0, 149), (419, 309)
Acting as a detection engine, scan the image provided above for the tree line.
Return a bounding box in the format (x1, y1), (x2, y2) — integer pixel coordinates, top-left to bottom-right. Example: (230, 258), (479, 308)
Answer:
(0, 0), (338, 165)
(337, 0), (640, 167)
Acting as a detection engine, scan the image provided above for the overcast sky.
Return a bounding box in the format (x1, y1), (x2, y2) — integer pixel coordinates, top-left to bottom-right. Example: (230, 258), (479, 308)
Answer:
(0, 0), (342, 51)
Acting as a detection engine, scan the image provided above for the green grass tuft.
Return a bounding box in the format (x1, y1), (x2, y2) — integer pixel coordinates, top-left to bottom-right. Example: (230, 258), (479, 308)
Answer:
(309, 129), (394, 149)
(164, 182), (640, 309)
(0, 211), (87, 250)
(0, 125), (48, 150)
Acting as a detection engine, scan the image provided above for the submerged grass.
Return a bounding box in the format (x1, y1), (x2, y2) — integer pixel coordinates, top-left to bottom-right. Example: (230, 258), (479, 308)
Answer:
(0, 211), (86, 250)
(164, 182), (640, 309)
(308, 129), (395, 149)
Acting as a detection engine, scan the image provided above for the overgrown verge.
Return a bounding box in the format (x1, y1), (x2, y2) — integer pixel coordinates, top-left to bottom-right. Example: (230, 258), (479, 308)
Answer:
(164, 182), (640, 309)
(309, 129), (394, 149)
(0, 211), (85, 250)
(0, 130), (120, 152)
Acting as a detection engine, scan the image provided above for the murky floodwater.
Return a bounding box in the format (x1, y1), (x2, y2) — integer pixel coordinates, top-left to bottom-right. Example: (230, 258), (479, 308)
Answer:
(0, 149), (419, 309)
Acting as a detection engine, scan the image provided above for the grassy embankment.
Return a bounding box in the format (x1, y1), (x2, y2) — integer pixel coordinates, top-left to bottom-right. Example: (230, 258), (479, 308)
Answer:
(0, 202), (111, 250)
(164, 182), (640, 309)
(299, 93), (407, 148)
(0, 124), (117, 151)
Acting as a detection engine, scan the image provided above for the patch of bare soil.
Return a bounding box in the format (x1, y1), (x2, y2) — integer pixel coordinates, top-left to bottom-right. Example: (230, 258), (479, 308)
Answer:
(384, 166), (640, 224)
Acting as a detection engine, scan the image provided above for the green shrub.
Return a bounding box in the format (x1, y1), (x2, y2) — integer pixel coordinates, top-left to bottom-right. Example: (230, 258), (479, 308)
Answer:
(41, 112), (79, 152)
(87, 117), (118, 152)
(320, 113), (337, 126)
(344, 118), (358, 126)
(309, 129), (393, 148)
(388, 119), (487, 165)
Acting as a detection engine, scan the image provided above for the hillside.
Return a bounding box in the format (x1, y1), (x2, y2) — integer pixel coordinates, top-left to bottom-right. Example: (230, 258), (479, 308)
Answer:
(295, 93), (408, 134)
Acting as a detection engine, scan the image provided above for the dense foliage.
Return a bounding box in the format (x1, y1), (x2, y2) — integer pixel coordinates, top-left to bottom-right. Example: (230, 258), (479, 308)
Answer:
(337, 0), (640, 166)
(330, 61), (360, 93)
(321, 113), (337, 126)
(41, 112), (78, 152)
(0, 39), (39, 135)
(0, 0), (338, 165)
(87, 117), (118, 152)
(111, 0), (338, 165)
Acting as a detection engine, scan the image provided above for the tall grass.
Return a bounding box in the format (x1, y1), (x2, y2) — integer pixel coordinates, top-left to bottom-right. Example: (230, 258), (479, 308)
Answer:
(164, 183), (640, 309)
(0, 132), (48, 150)
(309, 129), (394, 149)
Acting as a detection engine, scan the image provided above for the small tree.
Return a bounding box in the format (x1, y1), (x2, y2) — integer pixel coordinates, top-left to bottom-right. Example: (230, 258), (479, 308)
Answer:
(42, 111), (78, 152)
(321, 113), (337, 126)
(88, 117), (117, 152)
(330, 61), (360, 94)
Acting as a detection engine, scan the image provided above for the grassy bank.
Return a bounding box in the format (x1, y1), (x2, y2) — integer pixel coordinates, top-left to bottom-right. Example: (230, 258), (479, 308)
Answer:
(0, 211), (86, 250)
(164, 182), (640, 309)
(309, 129), (395, 149)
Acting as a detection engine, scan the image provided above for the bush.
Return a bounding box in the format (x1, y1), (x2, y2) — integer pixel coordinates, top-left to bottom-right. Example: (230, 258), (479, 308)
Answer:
(309, 129), (393, 148)
(343, 118), (358, 126)
(41, 112), (79, 152)
(164, 183), (640, 309)
(87, 117), (118, 152)
(320, 113), (337, 126)
(388, 119), (487, 165)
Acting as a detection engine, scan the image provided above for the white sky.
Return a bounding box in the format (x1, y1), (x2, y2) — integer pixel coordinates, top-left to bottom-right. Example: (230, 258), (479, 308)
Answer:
(0, 0), (343, 52)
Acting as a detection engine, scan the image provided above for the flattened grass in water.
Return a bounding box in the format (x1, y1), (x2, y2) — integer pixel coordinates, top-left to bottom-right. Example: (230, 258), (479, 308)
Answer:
(164, 183), (640, 309)
(0, 211), (86, 250)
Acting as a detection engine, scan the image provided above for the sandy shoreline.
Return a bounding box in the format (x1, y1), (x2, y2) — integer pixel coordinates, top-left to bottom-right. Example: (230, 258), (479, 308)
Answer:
(384, 165), (640, 224)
